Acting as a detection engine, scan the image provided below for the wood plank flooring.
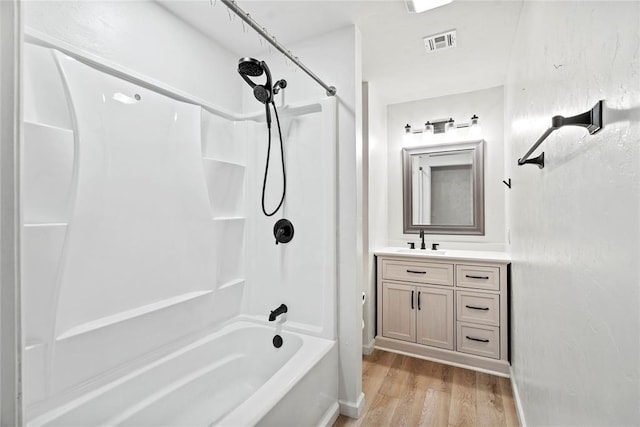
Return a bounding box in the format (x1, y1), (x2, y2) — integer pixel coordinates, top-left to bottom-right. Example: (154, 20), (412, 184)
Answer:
(333, 349), (518, 427)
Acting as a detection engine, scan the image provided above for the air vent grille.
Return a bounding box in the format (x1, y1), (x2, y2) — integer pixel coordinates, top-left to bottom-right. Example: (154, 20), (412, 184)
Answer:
(423, 30), (457, 53)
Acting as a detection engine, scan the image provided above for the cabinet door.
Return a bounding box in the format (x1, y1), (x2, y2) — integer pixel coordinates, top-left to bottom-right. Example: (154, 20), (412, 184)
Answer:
(416, 286), (454, 350)
(382, 282), (416, 342)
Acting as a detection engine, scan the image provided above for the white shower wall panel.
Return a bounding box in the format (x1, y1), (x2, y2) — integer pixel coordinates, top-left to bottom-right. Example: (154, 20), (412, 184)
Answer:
(22, 123), (74, 224)
(22, 43), (247, 413)
(53, 51), (217, 335)
(23, 43), (72, 129)
(245, 102), (337, 339)
(201, 111), (246, 165)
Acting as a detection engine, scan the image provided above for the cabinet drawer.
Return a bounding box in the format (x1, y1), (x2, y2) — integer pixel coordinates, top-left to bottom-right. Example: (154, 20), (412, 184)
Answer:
(456, 265), (500, 290)
(456, 291), (500, 326)
(456, 322), (499, 359)
(382, 259), (453, 286)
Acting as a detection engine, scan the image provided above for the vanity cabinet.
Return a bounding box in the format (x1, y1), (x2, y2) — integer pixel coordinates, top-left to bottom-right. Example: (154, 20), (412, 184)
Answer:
(375, 251), (511, 376)
(381, 283), (453, 350)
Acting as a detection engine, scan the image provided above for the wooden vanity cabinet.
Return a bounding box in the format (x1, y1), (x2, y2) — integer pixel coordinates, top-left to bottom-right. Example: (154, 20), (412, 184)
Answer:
(381, 282), (454, 349)
(376, 254), (511, 376)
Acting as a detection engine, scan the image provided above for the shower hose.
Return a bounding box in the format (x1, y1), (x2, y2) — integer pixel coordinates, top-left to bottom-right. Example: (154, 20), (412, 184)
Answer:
(261, 101), (286, 217)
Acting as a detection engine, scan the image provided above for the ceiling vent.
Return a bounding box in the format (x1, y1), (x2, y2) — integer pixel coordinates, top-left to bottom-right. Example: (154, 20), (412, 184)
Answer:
(423, 30), (457, 53)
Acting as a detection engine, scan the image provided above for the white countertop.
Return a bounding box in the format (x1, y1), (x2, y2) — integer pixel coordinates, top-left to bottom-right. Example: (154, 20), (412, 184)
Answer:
(374, 247), (511, 263)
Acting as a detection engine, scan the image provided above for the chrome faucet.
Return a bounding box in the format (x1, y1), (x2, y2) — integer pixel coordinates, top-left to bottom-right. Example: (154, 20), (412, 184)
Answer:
(269, 304), (288, 321)
(419, 229), (426, 250)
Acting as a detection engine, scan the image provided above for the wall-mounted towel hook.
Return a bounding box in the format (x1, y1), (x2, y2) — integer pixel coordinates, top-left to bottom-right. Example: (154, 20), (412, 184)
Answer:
(518, 100), (603, 169)
(502, 178), (512, 188)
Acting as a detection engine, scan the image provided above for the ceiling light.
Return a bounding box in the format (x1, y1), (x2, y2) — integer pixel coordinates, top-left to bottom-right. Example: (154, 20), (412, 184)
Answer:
(405, 0), (453, 14)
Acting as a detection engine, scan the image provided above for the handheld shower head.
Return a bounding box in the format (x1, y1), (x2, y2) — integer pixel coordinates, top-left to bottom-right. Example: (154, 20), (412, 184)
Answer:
(237, 58), (288, 218)
(237, 57), (273, 104)
(238, 57), (264, 77)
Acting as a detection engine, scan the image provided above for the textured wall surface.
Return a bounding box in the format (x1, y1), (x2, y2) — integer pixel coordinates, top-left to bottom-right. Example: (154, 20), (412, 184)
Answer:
(505, 2), (640, 425)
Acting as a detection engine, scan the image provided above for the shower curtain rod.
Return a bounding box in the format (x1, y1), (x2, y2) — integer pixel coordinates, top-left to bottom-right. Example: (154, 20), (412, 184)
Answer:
(219, 0), (337, 97)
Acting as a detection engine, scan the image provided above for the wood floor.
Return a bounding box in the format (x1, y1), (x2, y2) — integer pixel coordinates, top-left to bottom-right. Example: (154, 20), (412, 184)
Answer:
(333, 349), (519, 427)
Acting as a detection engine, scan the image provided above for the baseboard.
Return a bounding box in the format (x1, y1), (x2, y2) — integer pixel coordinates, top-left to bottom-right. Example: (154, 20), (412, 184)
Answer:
(375, 336), (511, 377)
(509, 366), (527, 427)
(319, 401), (340, 427)
(338, 392), (365, 419)
(362, 338), (375, 355)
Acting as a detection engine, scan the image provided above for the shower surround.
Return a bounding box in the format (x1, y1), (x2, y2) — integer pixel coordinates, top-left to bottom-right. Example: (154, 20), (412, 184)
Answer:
(22, 35), (338, 425)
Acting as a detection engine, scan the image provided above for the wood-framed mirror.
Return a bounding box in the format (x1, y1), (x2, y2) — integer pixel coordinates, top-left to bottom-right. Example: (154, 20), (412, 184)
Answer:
(402, 140), (485, 235)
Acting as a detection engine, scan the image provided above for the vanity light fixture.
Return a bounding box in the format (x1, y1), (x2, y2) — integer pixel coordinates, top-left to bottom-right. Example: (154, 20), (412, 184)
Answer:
(422, 121), (434, 143)
(444, 117), (455, 133)
(424, 121), (434, 134)
(403, 123), (413, 144)
(403, 114), (481, 140)
(469, 114), (482, 136)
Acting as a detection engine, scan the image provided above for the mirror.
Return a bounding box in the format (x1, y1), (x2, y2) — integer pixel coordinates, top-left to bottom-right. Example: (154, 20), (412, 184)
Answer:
(402, 140), (484, 235)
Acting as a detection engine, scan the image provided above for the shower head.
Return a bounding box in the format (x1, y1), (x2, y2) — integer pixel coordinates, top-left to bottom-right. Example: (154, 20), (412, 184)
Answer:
(237, 57), (273, 104)
(238, 57), (264, 77)
(238, 57), (274, 125)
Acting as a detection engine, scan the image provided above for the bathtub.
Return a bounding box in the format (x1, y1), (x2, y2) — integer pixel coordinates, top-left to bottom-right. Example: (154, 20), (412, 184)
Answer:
(28, 321), (339, 426)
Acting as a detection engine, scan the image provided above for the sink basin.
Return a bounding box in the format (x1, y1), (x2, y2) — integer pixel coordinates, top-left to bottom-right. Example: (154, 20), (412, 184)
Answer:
(396, 248), (446, 255)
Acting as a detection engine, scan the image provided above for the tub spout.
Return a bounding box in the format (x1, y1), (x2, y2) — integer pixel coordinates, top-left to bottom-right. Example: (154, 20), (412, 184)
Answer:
(269, 304), (288, 321)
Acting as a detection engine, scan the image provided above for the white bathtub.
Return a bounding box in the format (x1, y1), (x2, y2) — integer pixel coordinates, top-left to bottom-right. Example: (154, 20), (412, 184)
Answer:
(28, 321), (338, 427)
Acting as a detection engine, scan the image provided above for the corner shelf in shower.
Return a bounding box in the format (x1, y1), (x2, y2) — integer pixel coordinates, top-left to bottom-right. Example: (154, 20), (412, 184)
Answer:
(23, 121), (74, 225)
(23, 222), (69, 228)
(56, 290), (213, 341)
(23, 120), (73, 134)
(202, 158), (245, 218)
(212, 216), (245, 221)
(217, 278), (245, 291)
(202, 157), (246, 168)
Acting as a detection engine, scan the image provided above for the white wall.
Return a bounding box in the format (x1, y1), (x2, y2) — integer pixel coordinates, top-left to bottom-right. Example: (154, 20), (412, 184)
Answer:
(240, 26), (364, 416)
(505, 2), (640, 425)
(386, 86), (506, 250)
(24, 0), (240, 111)
(363, 81), (388, 352)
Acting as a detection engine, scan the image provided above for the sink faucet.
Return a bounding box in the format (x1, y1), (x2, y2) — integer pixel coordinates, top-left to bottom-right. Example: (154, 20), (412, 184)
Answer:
(419, 229), (426, 250)
(269, 304), (288, 321)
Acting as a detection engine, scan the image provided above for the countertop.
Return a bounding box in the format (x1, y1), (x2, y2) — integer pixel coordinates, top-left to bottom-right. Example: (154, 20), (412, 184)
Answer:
(374, 247), (511, 263)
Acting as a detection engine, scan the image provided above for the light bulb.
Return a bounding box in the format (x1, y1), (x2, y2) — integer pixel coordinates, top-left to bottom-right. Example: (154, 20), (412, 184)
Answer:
(469, 114), (482, 136)
(403, 124), (413, 145)
(421, 121), (433, 143)
(444, 118), (455, 133)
